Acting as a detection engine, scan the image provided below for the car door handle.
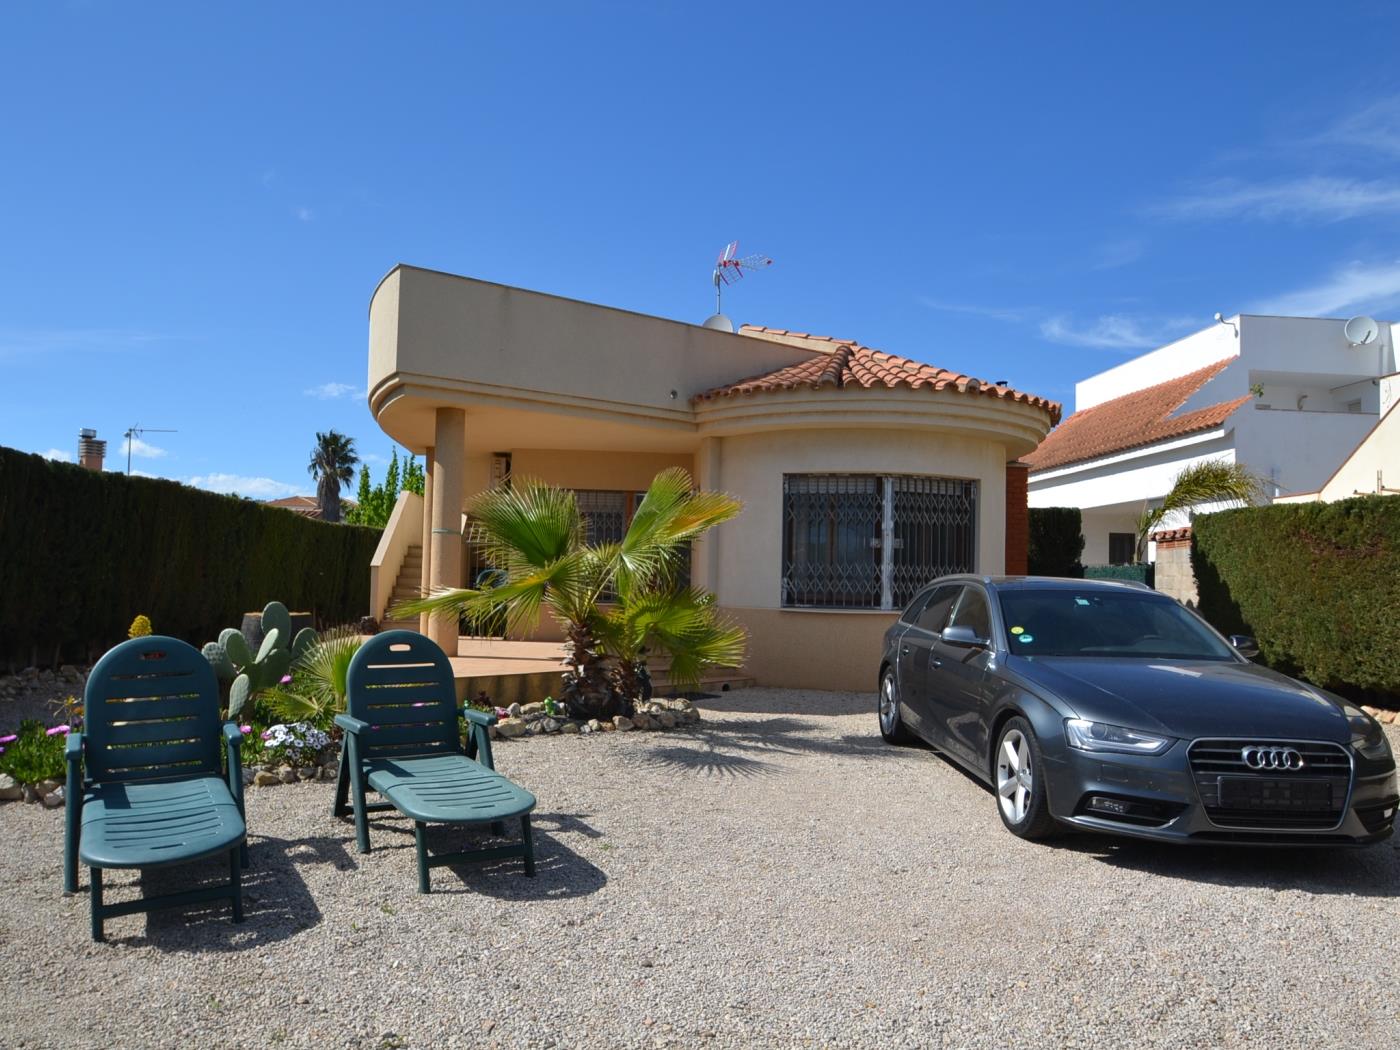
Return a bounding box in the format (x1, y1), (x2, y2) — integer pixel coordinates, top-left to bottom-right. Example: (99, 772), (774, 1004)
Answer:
(930, 655), (942, 669)
(901, 645), (910, 655)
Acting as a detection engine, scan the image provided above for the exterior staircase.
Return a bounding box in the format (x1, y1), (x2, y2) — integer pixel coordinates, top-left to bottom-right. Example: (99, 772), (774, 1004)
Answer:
(381, 544), (423, 633)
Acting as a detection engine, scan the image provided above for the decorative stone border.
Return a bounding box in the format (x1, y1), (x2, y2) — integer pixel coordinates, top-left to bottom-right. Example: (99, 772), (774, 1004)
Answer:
(492, 696), (701, 738)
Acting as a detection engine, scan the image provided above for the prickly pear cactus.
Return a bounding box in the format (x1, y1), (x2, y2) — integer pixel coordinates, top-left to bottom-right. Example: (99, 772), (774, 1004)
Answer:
(202, 641), (235, 680)
(291, 627), (318, 661)
(202, 604), (318, 715)
(261, 601), (292, 646)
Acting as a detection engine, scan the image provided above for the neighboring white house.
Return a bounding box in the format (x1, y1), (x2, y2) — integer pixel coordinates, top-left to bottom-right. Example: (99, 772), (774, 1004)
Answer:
(1025, 314), (1397, 564)
(1274, 390), (1400, 504)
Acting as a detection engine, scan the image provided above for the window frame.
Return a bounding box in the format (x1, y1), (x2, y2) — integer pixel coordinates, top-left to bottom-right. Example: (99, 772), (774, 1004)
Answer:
(781, 472), (979, 611)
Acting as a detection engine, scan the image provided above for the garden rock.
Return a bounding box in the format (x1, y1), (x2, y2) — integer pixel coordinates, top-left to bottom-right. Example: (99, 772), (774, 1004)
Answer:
(36, 779), (60, 794)
(496, 718), (527, 738)
(656, 712), (677, 729)
(541, 718), (561, 734)
(278, 766), (298, 784)
(505, 703), (522, 718)
(22, 784), (40, 804)
(41, 786), (64, 808)
(559, 721), (580, 735)
(613, 716), (634, 732)
(242, 769), (256, 786)
(321, 764), (339, 781)
(0, 774), (21, 801)
(298, 767), (318, 781)
(521, 702), (546, 716)
(254, 771), (282, 787)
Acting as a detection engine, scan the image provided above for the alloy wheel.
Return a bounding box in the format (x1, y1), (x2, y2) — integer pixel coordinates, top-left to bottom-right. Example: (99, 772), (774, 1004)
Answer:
(879, 674), (898, 734)
(997, 728), (1034, 825)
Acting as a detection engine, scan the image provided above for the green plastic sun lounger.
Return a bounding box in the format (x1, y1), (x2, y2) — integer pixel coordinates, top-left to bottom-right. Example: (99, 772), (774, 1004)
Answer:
(333, 630), (536, 893)
(65, 636), (248, 941)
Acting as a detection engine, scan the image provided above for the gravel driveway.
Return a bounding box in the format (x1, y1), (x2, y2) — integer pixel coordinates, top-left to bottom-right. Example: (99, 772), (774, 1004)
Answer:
(2, 688), (1397, 1049)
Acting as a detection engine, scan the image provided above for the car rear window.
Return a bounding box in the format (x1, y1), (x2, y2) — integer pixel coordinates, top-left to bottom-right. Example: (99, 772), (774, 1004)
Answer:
(996, 589), (1235, 660)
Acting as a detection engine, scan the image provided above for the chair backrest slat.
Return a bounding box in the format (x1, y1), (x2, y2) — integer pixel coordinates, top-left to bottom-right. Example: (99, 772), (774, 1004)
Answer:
(84, 637), (223, 784)
(346, 632), (460, 760)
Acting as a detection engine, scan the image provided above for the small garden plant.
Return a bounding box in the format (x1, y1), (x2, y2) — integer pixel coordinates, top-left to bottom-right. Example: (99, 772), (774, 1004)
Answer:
(0, 720), (67, 784)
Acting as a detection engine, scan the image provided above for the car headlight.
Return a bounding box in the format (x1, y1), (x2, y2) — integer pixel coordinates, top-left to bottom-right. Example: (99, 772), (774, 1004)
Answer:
(1065, 718), (1174, 756)
(1345, 707), (1393, 761)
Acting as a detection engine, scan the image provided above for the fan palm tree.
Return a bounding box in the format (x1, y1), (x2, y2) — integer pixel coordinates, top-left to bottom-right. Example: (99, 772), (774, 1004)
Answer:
(393, 467), (743, 720)
(307, 431), (359, 523)
(1136, 459), (1263, 561)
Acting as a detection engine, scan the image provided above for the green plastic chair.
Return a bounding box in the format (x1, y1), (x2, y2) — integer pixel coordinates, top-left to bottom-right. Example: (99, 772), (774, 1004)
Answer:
(65, 636), (248, 941)
(334, 630), (536, 893)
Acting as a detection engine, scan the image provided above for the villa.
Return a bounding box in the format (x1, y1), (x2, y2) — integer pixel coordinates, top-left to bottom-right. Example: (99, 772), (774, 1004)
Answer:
(364, 265), (1059, 690)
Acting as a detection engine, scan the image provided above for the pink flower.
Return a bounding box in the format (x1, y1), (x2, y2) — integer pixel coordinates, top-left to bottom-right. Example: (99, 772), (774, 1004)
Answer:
(0, 734), (17, 745)
(46, 725), (70, 736)
(261, 730), (272, 741)
(239, 724), (252, 735)
(280, 675), (293, 684)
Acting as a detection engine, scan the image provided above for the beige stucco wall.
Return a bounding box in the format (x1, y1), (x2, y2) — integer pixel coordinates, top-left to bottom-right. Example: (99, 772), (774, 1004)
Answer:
(509, 449), (694, 492)
(1153, 541), (1198, 606)
(711, 427), (1007, 612)
(727, 607), (892, 691)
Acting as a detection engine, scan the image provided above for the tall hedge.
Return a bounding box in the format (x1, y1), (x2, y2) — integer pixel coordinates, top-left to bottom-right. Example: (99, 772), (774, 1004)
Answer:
(0, 447), (381, 669)
(1192, 495), (1400, 698)
(1028, 507), (1084, 578)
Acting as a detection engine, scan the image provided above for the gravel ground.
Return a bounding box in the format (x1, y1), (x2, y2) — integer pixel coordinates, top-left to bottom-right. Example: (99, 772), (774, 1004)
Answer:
(2, 688), (1398, 1050)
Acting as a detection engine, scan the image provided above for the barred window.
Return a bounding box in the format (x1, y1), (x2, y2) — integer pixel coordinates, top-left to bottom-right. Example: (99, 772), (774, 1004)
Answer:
(782, 474), (978, 610)
(574, 490), (632, 546)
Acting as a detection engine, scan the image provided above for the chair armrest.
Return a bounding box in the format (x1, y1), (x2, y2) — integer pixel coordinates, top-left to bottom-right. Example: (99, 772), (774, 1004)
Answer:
(334, 713), (369, 734)
(65, 731), (83, 766)
(65, 732), (83, 799)
(461, 707), (498, 727)
(460, 710), (498, 770)
(63, 732), (83, 894)
(222, 722), (245, 811)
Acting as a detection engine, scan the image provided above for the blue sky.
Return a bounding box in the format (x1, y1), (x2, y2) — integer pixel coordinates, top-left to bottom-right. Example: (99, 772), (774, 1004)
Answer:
(5, 4), (1400, 497)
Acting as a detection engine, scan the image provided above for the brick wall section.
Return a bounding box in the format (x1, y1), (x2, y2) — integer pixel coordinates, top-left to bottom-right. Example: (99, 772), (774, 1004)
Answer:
(1152, 534), (1198, 606)
(1004, 461), (1029, 575)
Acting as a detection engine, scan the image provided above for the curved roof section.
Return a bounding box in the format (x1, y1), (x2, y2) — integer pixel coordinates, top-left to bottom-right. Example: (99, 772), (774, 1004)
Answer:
(693, 330), (1061, 424)
(1024, 358), (1247, 473)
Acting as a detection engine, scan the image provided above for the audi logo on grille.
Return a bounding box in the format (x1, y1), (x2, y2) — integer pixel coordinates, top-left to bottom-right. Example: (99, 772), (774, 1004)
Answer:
(1241, 746), (1305, 771)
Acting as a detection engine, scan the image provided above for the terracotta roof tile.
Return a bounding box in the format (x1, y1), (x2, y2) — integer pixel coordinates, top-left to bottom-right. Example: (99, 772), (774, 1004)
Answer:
(1024, 359), (1247, 473)
(1149, 527), (1193, 543)
(694, 340), (1061, 422)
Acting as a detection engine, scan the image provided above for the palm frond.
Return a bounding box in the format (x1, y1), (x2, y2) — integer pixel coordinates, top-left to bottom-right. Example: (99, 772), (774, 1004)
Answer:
(469, 478), (582, 569)
(616, 468), (741, 594)
(1136, 460), (1264, 560)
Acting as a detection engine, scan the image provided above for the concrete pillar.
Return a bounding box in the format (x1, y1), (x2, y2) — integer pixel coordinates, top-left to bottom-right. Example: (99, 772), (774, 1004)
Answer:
(428, 409), (466, 652)
(692, 437), (722, 593)
(418, 445), (434, 636)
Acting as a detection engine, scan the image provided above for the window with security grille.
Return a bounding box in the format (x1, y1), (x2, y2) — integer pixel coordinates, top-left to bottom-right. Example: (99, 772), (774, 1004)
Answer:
(574, 490), (630, 546)
(782, 474), (978, 610)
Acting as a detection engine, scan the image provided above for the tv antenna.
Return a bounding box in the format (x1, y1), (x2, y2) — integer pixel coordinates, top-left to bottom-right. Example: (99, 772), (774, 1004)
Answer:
(123, 424), (177, 475)
(712, 241), (773, 315)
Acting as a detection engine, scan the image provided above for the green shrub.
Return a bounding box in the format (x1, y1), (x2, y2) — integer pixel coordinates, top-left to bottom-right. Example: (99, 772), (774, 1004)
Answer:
(1084, 563), (1154, 586)
(1192, 495), (1400, 699)
(0, 446), (381, 667)
(1028, 507), (1084, 578)
(0, 720), (66, 784)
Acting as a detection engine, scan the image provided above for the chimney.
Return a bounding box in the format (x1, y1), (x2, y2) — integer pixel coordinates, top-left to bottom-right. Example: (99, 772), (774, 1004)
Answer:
(78, 428), (106, 472)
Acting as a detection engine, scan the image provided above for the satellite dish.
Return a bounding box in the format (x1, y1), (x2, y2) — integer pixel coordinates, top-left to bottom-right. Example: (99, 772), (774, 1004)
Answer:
(1344, 315), (1379, 346)
(702, 313), (735, 333)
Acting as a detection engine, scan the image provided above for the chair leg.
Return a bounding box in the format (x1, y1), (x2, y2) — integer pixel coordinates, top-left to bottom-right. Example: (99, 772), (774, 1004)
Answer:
(346, 739), (371, 854)
(333, 749), (351, 818)
(64, 804), (80, 895)
(240, 840), (250, 869)
(521, 814), (535, 877)
(229, 847), (244, 924)
(90, 867), (104, 942)
(414, 822), (431, 894)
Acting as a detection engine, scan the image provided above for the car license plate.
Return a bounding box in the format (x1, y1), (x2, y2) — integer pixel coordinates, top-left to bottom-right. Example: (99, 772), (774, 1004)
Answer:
(1218, 776), (1333, 811)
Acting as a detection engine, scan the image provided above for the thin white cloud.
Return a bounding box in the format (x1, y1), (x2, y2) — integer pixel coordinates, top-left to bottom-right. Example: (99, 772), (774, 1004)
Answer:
(1090, 239), (1145, 270)
(1252, 259), (1400, 317)
(40, 448), (73, 462)
(1317, 97), (1400, 157)
(304, 381), (364, 400)
(120, 435), (169, 459)
(1040, 314), (1199, 351)
(0, 327), (167, 359)
(1157, 176), (1400, 223)
(187, 473), (306, 500)
(918, 297), (1028, 323)
(295, 206), (314, 222)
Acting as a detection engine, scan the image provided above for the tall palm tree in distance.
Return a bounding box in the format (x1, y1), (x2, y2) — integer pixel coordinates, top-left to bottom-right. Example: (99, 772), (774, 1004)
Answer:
(307, 430), (359, 523)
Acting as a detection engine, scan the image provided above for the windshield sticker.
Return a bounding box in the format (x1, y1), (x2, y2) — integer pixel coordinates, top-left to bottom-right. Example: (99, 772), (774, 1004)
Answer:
(1010, 626), (1024, 635)
(1074, 597), (1090, 606)
(1017, 634), (1034, 643)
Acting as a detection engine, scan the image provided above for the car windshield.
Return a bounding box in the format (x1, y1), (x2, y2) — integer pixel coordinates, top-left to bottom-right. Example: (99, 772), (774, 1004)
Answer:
(996, 589), (1237, 660)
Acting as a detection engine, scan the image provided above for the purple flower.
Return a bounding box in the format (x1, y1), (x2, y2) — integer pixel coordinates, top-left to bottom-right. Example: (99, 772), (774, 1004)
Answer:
(0, 734), (17, 745)
(280, 675), (293, 684)
(261, 730), (272, 741)
(46, 724), (70, 736)
(239, 724), (252, 735)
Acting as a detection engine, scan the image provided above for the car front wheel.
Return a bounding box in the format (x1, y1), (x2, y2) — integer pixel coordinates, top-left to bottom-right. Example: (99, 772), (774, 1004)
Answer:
(878, 668), (913, 745)
(994, 717), (1058, 839)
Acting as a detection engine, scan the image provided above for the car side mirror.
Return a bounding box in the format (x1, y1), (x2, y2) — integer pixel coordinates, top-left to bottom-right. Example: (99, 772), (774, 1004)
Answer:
(1228, 634), (1260, 659)
(942, 625), (990, 649)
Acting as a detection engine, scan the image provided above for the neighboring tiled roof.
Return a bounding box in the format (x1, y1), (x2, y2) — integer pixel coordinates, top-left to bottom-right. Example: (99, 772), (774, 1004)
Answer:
(1149, 527), (1193, 544)
(1024, 359), (1247, 473)
(265, 495), (321, 516)
(693, 338), (1062, 422)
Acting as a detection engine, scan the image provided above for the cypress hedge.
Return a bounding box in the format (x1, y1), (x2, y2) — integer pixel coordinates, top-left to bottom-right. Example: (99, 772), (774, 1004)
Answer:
(1192, 495), (1400, 699)
(1028, 507), (1084, 578)
(0, 446), (381, 669)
